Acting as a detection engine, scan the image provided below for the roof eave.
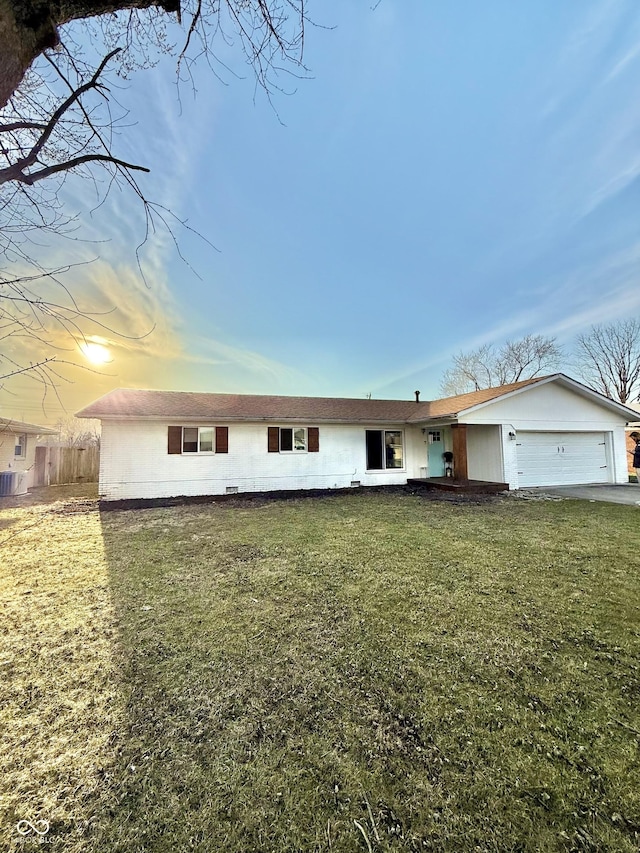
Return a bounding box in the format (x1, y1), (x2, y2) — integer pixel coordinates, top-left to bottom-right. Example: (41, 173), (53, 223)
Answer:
(408, 413), (458, 424)
(0, 420), (57, 435)
(81, 413), (414, 425)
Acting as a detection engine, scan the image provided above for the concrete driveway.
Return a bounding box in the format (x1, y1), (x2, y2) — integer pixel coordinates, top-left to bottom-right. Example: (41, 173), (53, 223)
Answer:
(528, 484), (640, 505)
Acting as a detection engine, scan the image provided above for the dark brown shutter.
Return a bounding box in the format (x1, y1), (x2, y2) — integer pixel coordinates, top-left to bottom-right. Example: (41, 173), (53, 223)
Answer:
(215, 426), (228, 453)
(168, 425), (182, 454)
(308, 427), (319, 452)
(268, 426), (279, 452)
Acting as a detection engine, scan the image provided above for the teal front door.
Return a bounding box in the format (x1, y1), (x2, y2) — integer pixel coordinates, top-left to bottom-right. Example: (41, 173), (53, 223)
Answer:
(427, 430), (445, 477)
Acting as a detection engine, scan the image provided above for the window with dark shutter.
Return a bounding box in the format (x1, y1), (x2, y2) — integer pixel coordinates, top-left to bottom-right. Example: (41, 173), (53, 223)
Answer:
(268, 426), (280, 452)
(168, 425), (182, 454)
(308, 427), (319, 452)
(216, 426), (229, 453)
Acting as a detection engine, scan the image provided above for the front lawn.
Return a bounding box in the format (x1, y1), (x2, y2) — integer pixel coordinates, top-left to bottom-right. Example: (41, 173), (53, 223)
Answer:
(1, 489), (639, 851)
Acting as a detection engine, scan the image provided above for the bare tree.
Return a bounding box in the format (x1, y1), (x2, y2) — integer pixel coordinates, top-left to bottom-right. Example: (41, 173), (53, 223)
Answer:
(441, 334), (562, 395)
(50, 414), (101, 447)
(440, 344), (495, 396)
(1, 1), (309, 111)
(574, 320), (640, 404)
(0, 1), (311, 401)
(1, 3), (311, 260)
(0, 48), (154, 263)
(0, 262), (150, 410)
(495, 335), (562, 385)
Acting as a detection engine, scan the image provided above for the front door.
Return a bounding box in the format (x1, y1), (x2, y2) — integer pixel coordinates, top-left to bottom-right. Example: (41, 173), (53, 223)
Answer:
(427, 430), (445, 477)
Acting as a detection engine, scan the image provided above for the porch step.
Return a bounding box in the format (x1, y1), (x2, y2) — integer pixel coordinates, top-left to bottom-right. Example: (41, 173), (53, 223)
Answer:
(407, 478), (509, 494)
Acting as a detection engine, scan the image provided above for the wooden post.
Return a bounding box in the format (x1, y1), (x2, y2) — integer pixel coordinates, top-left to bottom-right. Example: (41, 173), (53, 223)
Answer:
(451, 424), (468, 481)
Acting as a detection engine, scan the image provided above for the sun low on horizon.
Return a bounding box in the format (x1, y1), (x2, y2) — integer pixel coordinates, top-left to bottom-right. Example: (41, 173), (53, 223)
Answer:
(79, 339), (113, 366)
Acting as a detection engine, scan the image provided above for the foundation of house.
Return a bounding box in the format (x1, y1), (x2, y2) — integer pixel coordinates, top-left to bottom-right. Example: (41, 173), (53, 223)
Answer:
(407, 477), (509, 494)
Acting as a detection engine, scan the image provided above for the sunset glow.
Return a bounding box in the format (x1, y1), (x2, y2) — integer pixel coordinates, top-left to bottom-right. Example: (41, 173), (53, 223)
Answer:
(80, 341), (112, 365)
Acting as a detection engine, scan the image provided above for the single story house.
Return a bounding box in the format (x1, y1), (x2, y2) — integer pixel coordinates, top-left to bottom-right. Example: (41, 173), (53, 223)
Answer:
(0, 417), (57, 495)
(76, 374), (638, 502)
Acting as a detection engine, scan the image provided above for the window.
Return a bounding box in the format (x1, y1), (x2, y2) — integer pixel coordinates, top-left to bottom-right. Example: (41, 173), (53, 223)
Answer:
(280, 427), (307, 452)
(268, 426), (319, 453)
(168, 426), (228, 455)
(366, 430), (404, 470)
(182, 427), (215, 453)
(14, 434), (27, 458)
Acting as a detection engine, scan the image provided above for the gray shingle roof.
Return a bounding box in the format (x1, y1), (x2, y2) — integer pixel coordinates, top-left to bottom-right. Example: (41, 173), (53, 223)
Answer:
(76, 376), (553, 424)
(76, 389), (425, 422)
(0, 417), (57, 435)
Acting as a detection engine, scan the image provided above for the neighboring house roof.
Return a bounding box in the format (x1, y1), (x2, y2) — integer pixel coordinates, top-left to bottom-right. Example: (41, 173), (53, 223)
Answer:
(0, 417), (57, 435)
(76, 374), (640, 425)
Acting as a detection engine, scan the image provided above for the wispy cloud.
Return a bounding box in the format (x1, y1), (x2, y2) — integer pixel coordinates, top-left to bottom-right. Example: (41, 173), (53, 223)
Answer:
(539, 0), (627, 120)
(187, 335), (311, 390)
(372, 229), (640, 398)
(369, 309), (547, 396)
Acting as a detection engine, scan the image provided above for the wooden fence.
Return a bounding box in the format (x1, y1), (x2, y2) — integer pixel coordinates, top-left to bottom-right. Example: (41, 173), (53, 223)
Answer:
(34, 446), (100, 486)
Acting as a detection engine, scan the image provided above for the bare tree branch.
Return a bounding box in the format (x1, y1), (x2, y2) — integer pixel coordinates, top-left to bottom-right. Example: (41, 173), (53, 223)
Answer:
(0, 0), (312, 402)
(0, 48), (151, 189)
(574, 320), (640, 404)
(441, 335), (562, 396)
(4, 153), (150, 185)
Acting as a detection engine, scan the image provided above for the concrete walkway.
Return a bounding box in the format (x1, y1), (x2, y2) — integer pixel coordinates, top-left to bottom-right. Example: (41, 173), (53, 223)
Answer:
(528, 484), (640, 506)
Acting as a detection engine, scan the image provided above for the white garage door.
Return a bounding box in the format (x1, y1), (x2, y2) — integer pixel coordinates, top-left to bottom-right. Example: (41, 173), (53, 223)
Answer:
(516, 432), (609, 487)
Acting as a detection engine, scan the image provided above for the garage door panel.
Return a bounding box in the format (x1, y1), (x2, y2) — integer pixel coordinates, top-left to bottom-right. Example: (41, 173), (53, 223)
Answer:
(516, 432), (608, 487)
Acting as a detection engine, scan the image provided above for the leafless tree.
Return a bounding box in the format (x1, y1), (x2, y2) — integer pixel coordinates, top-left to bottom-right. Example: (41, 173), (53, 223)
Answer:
(1, 2), (310, 260)
(441, 334), (562, 395)
(0, 48), (155, 264)
(0, 1), (311, 401)
(574, 320), (640, 404)
(0, 262), (150, 410)
(1, 1), (309, 112)
(49, 414), (101, 447)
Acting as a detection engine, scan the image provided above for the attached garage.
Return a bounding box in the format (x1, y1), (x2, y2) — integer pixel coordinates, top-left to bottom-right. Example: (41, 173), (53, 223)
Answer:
(516, 431), (609, 487)
(436, 374), (638, 490)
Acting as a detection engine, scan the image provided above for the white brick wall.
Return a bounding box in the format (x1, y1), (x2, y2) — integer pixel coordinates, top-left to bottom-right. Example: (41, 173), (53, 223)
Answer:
(99, 420), (427, 500)
(0, 430), (36, 487)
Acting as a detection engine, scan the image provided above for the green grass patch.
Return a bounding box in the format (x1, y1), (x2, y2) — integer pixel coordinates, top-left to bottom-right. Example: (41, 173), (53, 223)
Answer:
(1, 489), (639, 851)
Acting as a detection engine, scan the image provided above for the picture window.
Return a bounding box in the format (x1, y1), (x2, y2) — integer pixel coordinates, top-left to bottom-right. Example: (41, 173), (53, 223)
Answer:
(366, 430), (404, 470)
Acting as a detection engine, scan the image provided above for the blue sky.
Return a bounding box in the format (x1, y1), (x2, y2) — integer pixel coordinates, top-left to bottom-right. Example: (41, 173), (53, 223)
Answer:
(4, 0), (640, 423)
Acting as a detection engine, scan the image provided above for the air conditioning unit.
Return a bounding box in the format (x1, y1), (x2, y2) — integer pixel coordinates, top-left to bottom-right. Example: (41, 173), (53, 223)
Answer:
(0, 471), (28, 496)
(13, 472), (28, 495)
(0, 471), (15, 497)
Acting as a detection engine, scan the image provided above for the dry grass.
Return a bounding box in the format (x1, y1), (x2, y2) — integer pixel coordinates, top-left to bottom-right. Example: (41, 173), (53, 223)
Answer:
(1, 486), (639, 851)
